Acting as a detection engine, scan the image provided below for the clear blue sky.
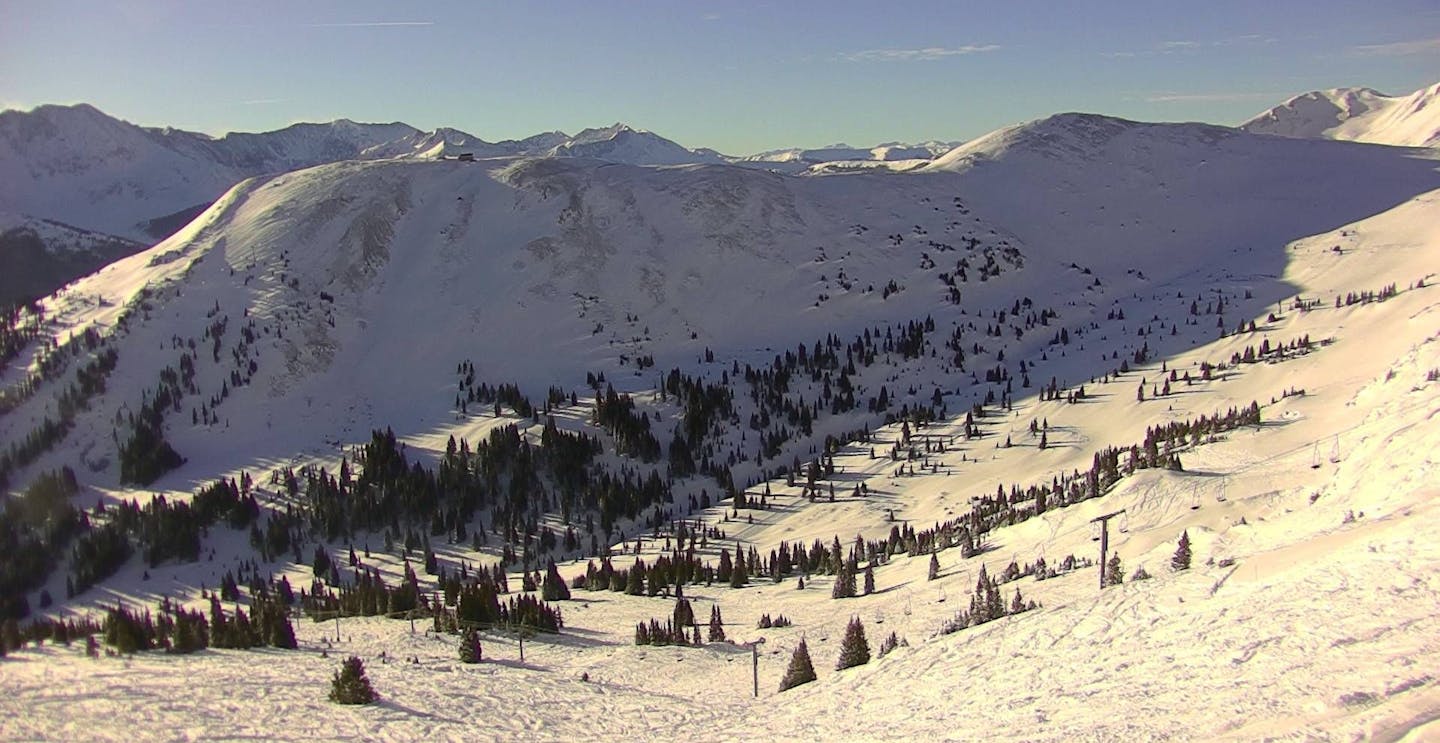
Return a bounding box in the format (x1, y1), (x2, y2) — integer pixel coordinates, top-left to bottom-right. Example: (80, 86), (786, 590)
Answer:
(3, 0), (1438, 154)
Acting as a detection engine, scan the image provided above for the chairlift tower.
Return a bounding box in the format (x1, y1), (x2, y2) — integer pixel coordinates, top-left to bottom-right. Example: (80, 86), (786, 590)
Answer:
(1090, 509), (1127, 589)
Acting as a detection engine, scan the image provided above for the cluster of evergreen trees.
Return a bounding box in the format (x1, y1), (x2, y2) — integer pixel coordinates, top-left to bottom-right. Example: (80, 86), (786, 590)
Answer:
(778, 616), (876, 692)
(0, 301), (42, 372)
(0, 339), (116, 492)
(101, 595), (296, 654)
(756, 613), (792, 629)
(592, 384), (661, 462)
(285, 423), (662, 562)
(117, 387), (184, 485)
(0, 614), (102, 657)
(940, 563), (1038, 634)
(0, 468), (82, 619)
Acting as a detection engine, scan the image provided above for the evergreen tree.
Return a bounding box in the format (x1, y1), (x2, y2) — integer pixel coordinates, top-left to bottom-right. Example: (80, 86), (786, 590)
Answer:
(1171, 530), (1192, 571)
(1, 619), (20, 654)
(458, 628), (482, 663)
(542, 560), (571, 601)
(729, 549), (747, 588)
(779, 638), (817, 691)
(928, 552), (940, 581)
(836, 616), (870, 670)
(707, 604), (726, 642)
(831, 559), (856, 599)
(1105, 554), (1124, 587)
(863, 563), (875, 595)
(329, 656), (377, 704)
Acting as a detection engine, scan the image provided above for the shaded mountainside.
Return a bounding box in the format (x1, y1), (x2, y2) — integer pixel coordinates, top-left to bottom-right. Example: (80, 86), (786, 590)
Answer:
(0, 218), (143, 306)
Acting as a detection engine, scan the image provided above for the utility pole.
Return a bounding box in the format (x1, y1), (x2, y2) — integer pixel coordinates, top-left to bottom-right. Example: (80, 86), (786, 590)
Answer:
(1090, 509), (1126, 589)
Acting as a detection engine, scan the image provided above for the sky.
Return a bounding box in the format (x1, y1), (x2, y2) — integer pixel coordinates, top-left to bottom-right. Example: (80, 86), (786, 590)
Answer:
(2, 0), (1438, 154)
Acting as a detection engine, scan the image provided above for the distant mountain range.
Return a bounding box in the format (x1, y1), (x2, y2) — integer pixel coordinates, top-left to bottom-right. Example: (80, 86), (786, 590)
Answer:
(0, 104), (956, 243)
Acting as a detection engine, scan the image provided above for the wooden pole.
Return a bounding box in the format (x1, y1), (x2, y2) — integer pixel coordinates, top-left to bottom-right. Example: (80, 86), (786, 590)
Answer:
(752, 642), (759, 698)
(1099, 521), (1109, 589)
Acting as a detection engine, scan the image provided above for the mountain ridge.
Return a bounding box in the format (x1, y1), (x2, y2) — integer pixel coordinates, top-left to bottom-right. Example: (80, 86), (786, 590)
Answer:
(1241, 81), (1440, 148)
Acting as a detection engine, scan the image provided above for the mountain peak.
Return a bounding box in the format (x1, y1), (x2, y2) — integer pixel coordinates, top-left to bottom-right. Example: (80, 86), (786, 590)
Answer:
(1241, 81), (1440, 148)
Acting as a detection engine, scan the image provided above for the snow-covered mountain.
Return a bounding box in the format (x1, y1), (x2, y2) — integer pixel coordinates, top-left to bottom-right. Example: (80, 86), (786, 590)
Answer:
(543, 123), (725, 166)
(0, 105), (739, 240)
(0, 105), (733, 302)
(359, 127), (511, 161)
(7, 114), (1436, 491)
(4, 101), (1440, 741)
(737, 140), (959, 172)
(0, 104), (244, 241)
(1241, 81), (1440, 148)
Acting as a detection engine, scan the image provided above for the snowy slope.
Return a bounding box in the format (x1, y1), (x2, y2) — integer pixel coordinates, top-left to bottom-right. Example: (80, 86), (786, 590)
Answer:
(3, 171), (1438, 743)
(1242, 81), (1440, 148)
(3, 108), (1440, 741)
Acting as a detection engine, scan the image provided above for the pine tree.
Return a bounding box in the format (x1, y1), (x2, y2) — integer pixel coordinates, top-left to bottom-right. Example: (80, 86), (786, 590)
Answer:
(878, 631), (903, 658)
(863, 563), (876, 595)
(1, 619), (20, 654)
(708, 604), (726, 642)
(730, 549), (747, 588)
(928, 552), (940, 581)
(329, 656), (377, 704)
(1105, 554), (1124, 587)
(1171, 530), (1192, 571)
(779, 638), (817, 691)
(542, 560), (571, 601)
(458, 628), (482, 663)
(836, 616), (870, 670)
(831, 559), (857, 599)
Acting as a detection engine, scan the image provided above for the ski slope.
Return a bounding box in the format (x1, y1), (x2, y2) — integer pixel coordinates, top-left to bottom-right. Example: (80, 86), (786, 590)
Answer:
(1, 109), (1439, 741)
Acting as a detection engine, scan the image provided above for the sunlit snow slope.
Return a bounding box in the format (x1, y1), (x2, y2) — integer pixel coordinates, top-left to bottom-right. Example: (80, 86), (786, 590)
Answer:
(1242, 82), (1440, 148)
